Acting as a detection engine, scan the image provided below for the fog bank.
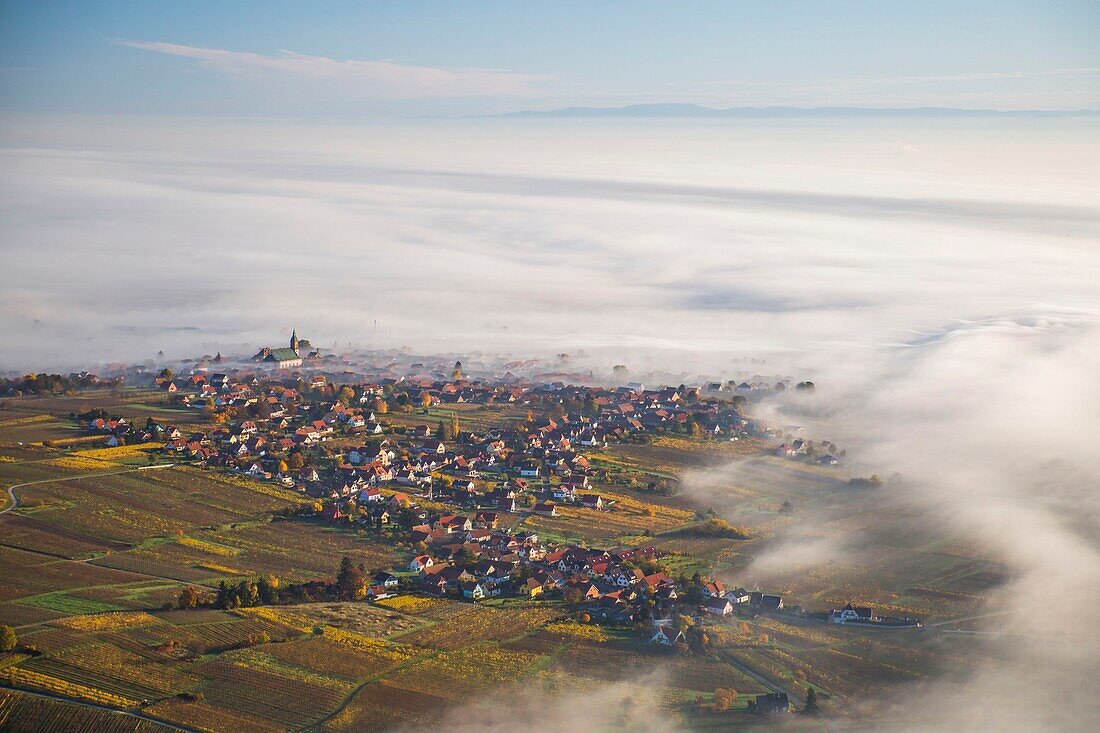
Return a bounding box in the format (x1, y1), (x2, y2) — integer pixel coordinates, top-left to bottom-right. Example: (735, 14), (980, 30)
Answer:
(1, 114), (1097, 374)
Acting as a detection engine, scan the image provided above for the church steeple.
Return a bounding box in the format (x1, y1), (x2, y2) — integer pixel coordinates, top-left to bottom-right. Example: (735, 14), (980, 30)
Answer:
(290, 327), (300, 354)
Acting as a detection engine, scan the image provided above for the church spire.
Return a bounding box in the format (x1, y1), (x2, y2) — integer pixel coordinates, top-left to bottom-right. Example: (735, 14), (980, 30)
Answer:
(291, 327), (300, 354)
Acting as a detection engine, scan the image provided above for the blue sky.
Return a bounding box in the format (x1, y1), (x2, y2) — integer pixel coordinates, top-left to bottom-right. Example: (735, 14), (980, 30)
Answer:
(2, 1), (1099, 116)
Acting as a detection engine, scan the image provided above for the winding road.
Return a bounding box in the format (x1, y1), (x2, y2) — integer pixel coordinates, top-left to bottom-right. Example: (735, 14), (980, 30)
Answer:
(0, 463), (175, 515)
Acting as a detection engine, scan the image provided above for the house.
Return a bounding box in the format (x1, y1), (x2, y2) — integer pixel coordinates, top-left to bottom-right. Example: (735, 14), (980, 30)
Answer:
(533, 502), (558, 517)
(357, 487), (383, 503)
(550, 485), (577, 502)
(579, 494), (604, 510)
(831, 602), (875, 624)
(437, 515), (473, 534)
(388, 493), (412, 510)
(420, 574), (449, 596)
(474, 511), (499, 529)
(704, 597), (734, 616)
(523, 578), (545, 598)
(760, 594), (784, 612)
(750, 693), (790, 715)
(649, 625), (684, 645)
(461, 581), (490, 600)
(408, 555), (434, 572)
(726, 587), (752, 604)
(372, 572), (400, 588)
(366, 585), (394, 600)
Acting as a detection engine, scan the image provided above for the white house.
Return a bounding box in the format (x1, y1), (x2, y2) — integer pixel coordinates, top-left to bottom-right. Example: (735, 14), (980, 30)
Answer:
(649, 625), (684, 645)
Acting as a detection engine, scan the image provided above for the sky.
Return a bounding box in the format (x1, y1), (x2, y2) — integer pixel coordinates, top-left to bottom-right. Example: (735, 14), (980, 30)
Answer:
(2, 1), (1100, 117)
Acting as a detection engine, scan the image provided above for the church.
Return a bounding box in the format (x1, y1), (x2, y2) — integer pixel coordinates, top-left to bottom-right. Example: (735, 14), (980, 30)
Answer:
(252, 329), (311, 369)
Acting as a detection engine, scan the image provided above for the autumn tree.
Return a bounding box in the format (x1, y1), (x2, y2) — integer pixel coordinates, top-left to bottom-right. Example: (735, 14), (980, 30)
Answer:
(0, 625), (16, 652)
(258, 575), (279, 605)
(714, 688), (736, 712)
(177, 586), (201, 610)
(336, 556), (365, 599)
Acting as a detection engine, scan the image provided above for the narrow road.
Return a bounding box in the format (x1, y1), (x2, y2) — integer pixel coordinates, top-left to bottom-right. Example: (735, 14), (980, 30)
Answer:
(0, 683), (203, 733)
(0, 463), (175, 515)
(720, 650), (804, 707)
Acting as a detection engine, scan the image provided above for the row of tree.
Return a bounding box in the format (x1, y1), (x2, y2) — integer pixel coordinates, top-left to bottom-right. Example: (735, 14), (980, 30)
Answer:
(176, 556), (379, 612)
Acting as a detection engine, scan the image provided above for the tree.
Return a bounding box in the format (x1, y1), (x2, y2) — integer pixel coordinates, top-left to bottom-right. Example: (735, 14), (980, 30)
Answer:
(453, 547), (477, 569)
(214, 581), (230, 610)
(420, 392), (432, 408)
(287, 452), (305, 469)
(563, 587), (585, 606)
(336, 556), (365, 600)
(450, 413), (460, 440)
(177, 586), (200, 610)
(0, 625), (16, 652)
(258, 575), (279, 605)
(802, 687), (819, 715)
(237, 580), (259, 608)
(714, 688), (736, 712)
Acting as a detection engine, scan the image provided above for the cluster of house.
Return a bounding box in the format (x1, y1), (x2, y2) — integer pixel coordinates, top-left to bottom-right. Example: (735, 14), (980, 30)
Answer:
(381, 513), (795, 641)
(774, 437), (841, 466)
(131, 367), (764, 505)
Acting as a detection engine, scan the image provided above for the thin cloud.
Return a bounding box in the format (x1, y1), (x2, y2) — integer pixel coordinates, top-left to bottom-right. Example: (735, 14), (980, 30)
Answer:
(115, 40), (548, 98)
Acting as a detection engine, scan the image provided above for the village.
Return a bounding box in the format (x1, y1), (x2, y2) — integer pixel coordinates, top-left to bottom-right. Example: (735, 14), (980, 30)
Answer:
(0, 339), (934, 726)
(62, 335), (919, 651)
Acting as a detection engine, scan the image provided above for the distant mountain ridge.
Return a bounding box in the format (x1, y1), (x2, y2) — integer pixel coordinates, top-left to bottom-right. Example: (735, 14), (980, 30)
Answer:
(488, 103), (1098, 119)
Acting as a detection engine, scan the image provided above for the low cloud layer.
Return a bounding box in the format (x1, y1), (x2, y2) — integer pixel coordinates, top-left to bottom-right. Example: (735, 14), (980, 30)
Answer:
(1, 114), (1097, 374)
(686, 314), (1100, 731)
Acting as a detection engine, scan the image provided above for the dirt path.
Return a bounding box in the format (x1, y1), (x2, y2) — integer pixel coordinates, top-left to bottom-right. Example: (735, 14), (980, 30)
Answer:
(720, 650), (805, 707)
(0, 463), (175, 515)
